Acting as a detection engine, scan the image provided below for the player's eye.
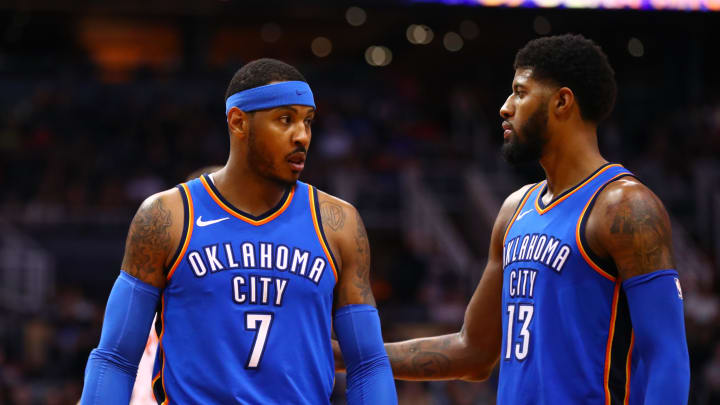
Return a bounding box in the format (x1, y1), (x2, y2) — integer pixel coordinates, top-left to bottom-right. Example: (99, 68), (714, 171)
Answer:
(304, 118), (314, 127)
(279, 116), (291, 124)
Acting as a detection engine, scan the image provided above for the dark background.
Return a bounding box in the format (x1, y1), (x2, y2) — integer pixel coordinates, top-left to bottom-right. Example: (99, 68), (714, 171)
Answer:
(0, 1), (718, 403)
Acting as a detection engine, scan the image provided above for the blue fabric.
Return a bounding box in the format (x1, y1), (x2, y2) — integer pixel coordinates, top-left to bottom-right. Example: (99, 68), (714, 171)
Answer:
(156, 179), (337, 403)
(225, 81), (315, 115)
(80, 271), (160, 405)
(334, 304), (397, 405)
(623, 269), (690, 405)
(498, 164), (636, 404)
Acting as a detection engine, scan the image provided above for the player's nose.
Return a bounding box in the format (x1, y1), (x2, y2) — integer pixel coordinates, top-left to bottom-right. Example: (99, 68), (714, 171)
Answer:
(500, 95), (513, 119)
(291, 124), (311, 148)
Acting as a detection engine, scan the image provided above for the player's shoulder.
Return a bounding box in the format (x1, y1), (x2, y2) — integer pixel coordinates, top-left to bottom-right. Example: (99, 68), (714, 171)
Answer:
(136, 187), (184, 216)
(315, 188), (356, 212)
(593, 176), (668, 221)
(490, 183), (538, 238)
(499, 183), (537, 219)
(589, 176), (675, 278)
(314, 187), (360, 230)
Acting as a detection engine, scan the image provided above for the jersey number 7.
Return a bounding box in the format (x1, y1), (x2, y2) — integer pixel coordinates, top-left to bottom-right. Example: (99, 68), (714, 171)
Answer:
(245, 312), (274, 369)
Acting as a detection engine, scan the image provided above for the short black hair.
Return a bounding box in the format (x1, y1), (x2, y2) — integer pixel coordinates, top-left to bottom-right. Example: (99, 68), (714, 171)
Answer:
(514, 34), (617, 124)
(224, 58), (307, 100)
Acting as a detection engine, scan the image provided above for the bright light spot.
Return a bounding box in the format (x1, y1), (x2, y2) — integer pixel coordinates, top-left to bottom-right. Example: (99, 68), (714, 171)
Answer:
(346, 6), (367, 26)
(628, 37), (644, 57)
(459, 20), (479, 40)
(443, 32), (463, 52)
(533, 16), (551, 36)
(260, 23), (282, 43)
(365, 46), (392, 67)
(406, 24), (434, 45)
(311, 37), (332, 57)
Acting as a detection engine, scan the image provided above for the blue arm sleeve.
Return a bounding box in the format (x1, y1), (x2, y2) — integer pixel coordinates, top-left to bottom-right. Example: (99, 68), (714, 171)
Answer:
(334, 304), (398, 405)
(622, 270), (690, 405)
(80, 271), (161, 405)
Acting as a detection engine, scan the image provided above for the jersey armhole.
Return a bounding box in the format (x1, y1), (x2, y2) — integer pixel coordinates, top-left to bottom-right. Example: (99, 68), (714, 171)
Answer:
(576, 174), (635, 281)
(163, 183), (194, 280)
(309, 186), (340, 282)
(502, 183), (540, 243)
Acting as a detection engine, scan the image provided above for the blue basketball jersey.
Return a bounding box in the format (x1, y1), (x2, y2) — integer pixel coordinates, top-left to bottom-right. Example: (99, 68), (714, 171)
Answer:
(498, 164), (647, 405)
(152, 175), (338, 404)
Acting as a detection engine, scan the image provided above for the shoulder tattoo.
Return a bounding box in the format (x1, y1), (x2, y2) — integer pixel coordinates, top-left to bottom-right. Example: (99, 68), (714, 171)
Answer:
(122, 197), (173, 280)
(607, 193), (674, 275)
(320, 200), (346, 231)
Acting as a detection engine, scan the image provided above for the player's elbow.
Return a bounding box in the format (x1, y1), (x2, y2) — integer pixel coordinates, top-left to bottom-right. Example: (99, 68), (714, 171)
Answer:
(460, 358), (495, 382)
(458, 340), (498, 381)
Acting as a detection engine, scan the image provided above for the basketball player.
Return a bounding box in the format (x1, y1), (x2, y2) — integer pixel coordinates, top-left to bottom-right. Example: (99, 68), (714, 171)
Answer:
(338, 34), (690, 404)
(81, 59), (397, 404)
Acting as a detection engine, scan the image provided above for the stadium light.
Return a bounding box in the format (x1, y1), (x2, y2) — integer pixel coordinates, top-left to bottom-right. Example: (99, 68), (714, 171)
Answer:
(406, 24), (434, 45)
(365, 46), (392, 66)
(443, 32), (463, 52)
(628, 37), (644, 57)
(311, 37), (333, 57)
(346, 6), (367, 26)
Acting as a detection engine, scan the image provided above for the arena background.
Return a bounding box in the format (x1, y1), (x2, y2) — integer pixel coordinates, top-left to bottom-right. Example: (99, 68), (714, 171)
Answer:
(0, 1), (719, 403)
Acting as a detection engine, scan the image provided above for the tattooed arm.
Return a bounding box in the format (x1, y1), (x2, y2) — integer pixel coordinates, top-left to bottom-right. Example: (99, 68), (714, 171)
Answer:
(378, 185), (532, 381)
(587, 178), (690, 404)
(81, 189), (184, 403)
(585, 178), (674, 280)
(121, 189), (184, 288)
(319, 191), (397, 403)
(318, 191), (375, 307)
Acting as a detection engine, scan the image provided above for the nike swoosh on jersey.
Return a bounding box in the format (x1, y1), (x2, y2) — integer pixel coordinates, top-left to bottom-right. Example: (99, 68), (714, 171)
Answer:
(196, 216), (230, 227)
(516, 209), (534, 221)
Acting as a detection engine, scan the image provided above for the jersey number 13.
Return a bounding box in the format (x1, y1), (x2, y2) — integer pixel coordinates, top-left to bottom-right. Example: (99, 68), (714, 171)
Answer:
(505, 303), (534, 361)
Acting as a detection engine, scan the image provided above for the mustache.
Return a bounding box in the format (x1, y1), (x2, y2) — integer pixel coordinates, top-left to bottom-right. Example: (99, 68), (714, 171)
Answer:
(287, 146), (307, 157)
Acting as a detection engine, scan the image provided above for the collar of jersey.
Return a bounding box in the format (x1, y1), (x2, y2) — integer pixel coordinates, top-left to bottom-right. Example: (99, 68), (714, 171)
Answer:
(200, 174), (295, 226)
(534, 163), (622, 215)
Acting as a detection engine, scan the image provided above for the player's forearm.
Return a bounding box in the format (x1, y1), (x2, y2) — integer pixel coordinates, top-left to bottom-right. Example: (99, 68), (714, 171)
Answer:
(385, 333), (494, 381)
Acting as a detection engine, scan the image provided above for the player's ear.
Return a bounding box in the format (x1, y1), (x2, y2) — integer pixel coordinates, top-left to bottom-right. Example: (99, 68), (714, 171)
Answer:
(553, 87), (575, 119)
(227, 107), (250, 139)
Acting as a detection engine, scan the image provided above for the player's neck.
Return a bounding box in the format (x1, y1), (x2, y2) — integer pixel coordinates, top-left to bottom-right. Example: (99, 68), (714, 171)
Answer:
(211, 163), (290, 217)
(539, 127), (607, 200)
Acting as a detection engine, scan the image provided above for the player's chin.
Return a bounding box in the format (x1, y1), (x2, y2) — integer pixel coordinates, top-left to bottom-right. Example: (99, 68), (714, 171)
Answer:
(278, 169), (302, 184)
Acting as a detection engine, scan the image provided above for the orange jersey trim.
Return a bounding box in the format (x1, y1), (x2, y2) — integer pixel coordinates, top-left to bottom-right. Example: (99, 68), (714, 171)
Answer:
(308, 187), (339, 282)
(535, 164), (623, 215)
(574, 172), (630, 283)
(503, 183), (543, 244)
(604, 282), (621, 405)
(199, 175), (294, 226)
(624, 333), (635, 405)
(157, 293), (170, 404)
(167, 183), (194, 281)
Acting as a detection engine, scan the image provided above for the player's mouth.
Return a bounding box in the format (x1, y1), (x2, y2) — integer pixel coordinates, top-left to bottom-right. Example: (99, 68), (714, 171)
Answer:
(502, 121), (513, 139)
(287, 152), (306, 172)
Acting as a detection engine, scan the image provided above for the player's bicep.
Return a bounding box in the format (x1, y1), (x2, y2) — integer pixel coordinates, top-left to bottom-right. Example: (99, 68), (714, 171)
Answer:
(333, 206), (376, 309)
(594, 180), (675, 280)
(460, 207), (507, 354)
(461, 184), (533, 356)
(121, 192), (181, 289)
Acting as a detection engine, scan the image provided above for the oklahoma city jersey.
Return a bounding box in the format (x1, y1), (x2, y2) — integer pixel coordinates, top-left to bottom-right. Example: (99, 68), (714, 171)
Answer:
(152, 174), (338, 404)
(499, 164), (647, 405)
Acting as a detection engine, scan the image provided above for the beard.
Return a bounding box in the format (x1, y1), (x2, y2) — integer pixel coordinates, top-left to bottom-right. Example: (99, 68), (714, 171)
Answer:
(501, 102), (548, 165)
(247, 126), (296, 187)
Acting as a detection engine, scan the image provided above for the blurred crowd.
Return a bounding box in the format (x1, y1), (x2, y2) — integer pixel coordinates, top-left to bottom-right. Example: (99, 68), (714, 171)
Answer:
(1, 16), (720, 405)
